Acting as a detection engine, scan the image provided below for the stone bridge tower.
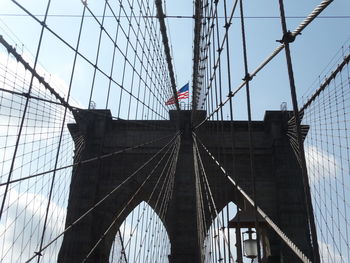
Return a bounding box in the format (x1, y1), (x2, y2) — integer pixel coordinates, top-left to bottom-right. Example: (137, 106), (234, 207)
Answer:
(58, 110), (313, 262)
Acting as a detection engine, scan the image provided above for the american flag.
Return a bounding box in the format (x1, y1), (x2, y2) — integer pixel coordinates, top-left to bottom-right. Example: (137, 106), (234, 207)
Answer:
(165, 83), (189, 105)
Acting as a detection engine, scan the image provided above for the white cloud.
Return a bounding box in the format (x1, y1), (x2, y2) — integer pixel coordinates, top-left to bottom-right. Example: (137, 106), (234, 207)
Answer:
(0, 50), (81, 109)
(0, 49), (77, 177)
(0, 188), (66, 263)
(305, 145), (340, 183)
(319, 241), (344, 263)
(0, 49), (76, 262)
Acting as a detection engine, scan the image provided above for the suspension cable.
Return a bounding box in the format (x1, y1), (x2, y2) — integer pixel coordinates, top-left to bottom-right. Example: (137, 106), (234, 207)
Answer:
(239, 0), (262, 261)
(155, 0), (180, 111)
(277, 0), (324, 261)
(194, 133), (312, 263)
(0, 133), (175, 187)
(81, 135), (179, 262)
(23, 133), (179, 263)
(193, 133), (234, 260)
(194, 0), (334, 130)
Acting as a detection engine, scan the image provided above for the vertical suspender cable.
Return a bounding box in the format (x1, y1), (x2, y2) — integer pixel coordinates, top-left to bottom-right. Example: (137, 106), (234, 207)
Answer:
(36, 4), (87, 262)
(238, 0), (262, 261)
(277, 0), (321, 262)
(0, 0), (52, 221)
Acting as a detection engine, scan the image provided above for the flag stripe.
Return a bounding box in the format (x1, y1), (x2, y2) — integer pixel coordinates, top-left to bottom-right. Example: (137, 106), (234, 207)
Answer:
(165, 83), (189, 105)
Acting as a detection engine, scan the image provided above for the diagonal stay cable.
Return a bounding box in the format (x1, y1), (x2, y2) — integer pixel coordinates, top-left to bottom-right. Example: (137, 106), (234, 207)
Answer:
(120, 134), (179, 256)
(81, 133), (179, 262)
(132, 114), (179, 262)
(110, 127), (177, 262)
(23, 132), (179, 263)
(193, 132), (312, 263)
(194, 0), (333, 129)
(278, 0), (321, 261)
(10, 0), (167, 120)
(133, 144), (177, 263)
(193, 131), (207, 261)
(0, 133), (177, 187)
(96, 132), (179, 262)
(193, 133), (234, 260)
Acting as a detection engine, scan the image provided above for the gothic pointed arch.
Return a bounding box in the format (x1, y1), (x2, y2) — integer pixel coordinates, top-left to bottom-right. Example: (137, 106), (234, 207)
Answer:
(109, 201), (171, 262)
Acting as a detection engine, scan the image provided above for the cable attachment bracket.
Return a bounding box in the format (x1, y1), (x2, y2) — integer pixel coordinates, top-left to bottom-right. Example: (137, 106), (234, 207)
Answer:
(242, 73), (252, 82)
(224, 22), (232, 29)
(276, 30), (300, 44)
(35, 251), (43, 257)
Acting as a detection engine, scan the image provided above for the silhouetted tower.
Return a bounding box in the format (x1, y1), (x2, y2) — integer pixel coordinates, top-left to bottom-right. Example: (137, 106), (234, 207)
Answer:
(58, 109), (313, 262)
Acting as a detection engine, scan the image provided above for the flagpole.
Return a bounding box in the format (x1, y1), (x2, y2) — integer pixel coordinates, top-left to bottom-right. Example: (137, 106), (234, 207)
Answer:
(188, 81), (190, 110)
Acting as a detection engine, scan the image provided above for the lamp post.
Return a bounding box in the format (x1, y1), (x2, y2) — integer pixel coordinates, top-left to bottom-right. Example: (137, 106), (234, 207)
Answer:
(243, 228), (258, 259)
(228, 206), (270, 263)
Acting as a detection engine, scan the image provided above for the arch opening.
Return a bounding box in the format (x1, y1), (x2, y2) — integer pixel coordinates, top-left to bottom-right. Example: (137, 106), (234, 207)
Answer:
(109, 201), (171, 263)
(203, 202), (267, 263)
(204, 201), (237, 263)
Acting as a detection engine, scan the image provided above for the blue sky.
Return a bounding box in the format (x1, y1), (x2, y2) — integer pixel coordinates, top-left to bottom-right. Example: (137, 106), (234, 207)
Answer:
(1, 0), (349, 119)
(166, 0), (350, 119)
(0, 1), (350, 262)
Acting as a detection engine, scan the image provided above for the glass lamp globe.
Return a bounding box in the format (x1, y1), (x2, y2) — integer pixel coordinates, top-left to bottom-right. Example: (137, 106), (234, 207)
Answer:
(243, 236), (258, 259)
